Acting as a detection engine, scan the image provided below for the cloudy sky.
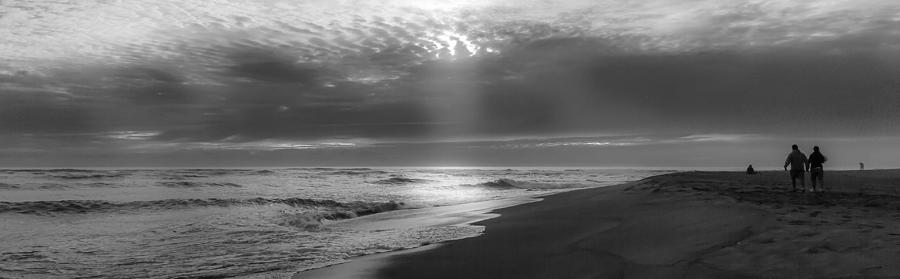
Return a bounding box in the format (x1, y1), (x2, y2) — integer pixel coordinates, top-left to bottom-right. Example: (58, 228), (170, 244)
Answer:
(2, 0), (899, 168)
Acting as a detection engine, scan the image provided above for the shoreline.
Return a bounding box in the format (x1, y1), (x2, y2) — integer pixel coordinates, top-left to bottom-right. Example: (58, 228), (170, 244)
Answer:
(292, 179), (683, 279)
(264, 197), (542, 279)
(294, 170), (900, 279)
(228, 197), (544, 279)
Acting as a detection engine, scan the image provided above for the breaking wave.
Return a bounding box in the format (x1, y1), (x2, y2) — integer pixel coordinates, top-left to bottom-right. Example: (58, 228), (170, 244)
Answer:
(371, 177), (432, 185)
(326, 170), (389, 175)
(159, 181), (244, 188)
(0, 197), (404, 216)
(474, 179), (595, 190)
(477, 178), (520, 188)
(51, 173), (127, 180)
(279, 201), (404, 230)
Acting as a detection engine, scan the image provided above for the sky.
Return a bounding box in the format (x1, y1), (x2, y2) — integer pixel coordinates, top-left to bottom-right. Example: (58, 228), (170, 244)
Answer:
(1, 0), (900, 168)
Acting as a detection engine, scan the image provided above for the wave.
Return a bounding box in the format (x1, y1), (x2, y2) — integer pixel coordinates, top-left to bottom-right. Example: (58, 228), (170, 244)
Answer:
(164, 174), (210, 179)
(52, 173), (127, 180)
(371, 177), (432, 185)
(474, 178), (595, 190)
(159, 181), (243, 188)
(284, 167), (366, 171)
(169, 169), (253, 176)
(0, 197), (404, 216)
(477, 178), (519, 188)
(38, 184), (70, 190)
(0, 182), (20, 189)
(5, 169), (133, 177)
(326, 170), (389, 176)
(278, 201), (405, 230)
(10, 168), (98, 172)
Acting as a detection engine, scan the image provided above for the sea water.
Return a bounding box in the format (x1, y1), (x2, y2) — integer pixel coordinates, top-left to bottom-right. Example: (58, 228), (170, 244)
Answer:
(0, 168), (666, 278)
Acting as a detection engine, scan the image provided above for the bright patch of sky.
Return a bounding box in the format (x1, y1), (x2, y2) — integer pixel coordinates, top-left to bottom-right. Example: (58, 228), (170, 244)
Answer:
(1, 0), (900, 167)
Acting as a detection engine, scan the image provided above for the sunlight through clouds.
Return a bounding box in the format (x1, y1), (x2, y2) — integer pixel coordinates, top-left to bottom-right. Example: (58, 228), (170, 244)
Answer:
(1, 0), (900, 166)
(4, 0), (897, 72)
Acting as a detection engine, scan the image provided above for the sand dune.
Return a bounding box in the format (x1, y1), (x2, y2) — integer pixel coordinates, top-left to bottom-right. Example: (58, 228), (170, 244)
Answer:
(297, 170), (900, 279)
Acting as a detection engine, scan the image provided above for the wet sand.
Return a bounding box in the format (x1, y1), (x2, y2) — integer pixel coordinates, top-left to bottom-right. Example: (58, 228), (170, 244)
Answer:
(296, 170), (900, 279)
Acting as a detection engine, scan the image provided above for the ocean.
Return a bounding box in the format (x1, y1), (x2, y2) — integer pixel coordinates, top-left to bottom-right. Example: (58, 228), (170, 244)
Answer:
(0, 168), (666, 278)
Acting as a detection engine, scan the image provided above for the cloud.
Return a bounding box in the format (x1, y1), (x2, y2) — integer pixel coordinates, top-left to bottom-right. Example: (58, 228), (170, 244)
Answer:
(105, 131), (162, 141)
(228, 60), (321, 84)
(0, 103), (95, 134)
(2, 0), (900, 166)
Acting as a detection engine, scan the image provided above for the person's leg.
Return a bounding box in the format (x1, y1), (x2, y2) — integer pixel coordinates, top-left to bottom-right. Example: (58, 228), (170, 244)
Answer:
(790, 170), (798, 191)
(810, 170), (818, 192)
(799, 171), (806, 192)
(820, 169), (825, 192)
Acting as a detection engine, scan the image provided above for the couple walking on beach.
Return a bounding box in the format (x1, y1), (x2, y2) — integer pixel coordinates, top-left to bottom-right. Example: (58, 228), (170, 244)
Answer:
(784, 144), (827, 192)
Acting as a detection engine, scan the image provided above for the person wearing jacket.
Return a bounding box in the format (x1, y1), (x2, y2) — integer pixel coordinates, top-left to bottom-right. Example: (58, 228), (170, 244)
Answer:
(784, 144), (809, 192)
(808, 146), (827, 192)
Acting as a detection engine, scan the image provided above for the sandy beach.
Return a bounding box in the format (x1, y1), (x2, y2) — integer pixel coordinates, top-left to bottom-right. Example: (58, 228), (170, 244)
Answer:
(297, 169), (900, 279)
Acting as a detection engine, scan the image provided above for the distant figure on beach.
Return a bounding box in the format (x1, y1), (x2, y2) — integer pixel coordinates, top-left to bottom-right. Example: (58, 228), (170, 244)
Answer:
(784, 144), (809, 192)
(860, 162), (865, 171)
(808, 146), (827, 192)
(746, 164), (756, 175)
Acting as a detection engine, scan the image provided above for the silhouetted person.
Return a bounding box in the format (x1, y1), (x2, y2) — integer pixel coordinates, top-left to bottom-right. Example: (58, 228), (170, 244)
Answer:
(784, 144), (808, 192)
(808, 146), (827, 192)
(860, 162), (865, 171)
(746, 164), (756, 175)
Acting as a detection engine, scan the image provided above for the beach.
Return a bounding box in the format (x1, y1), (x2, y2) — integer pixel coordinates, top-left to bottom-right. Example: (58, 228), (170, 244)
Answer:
(6, 0), (899, 278)
(0, 168), (657, 278)
(297, 170), (900, 279)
